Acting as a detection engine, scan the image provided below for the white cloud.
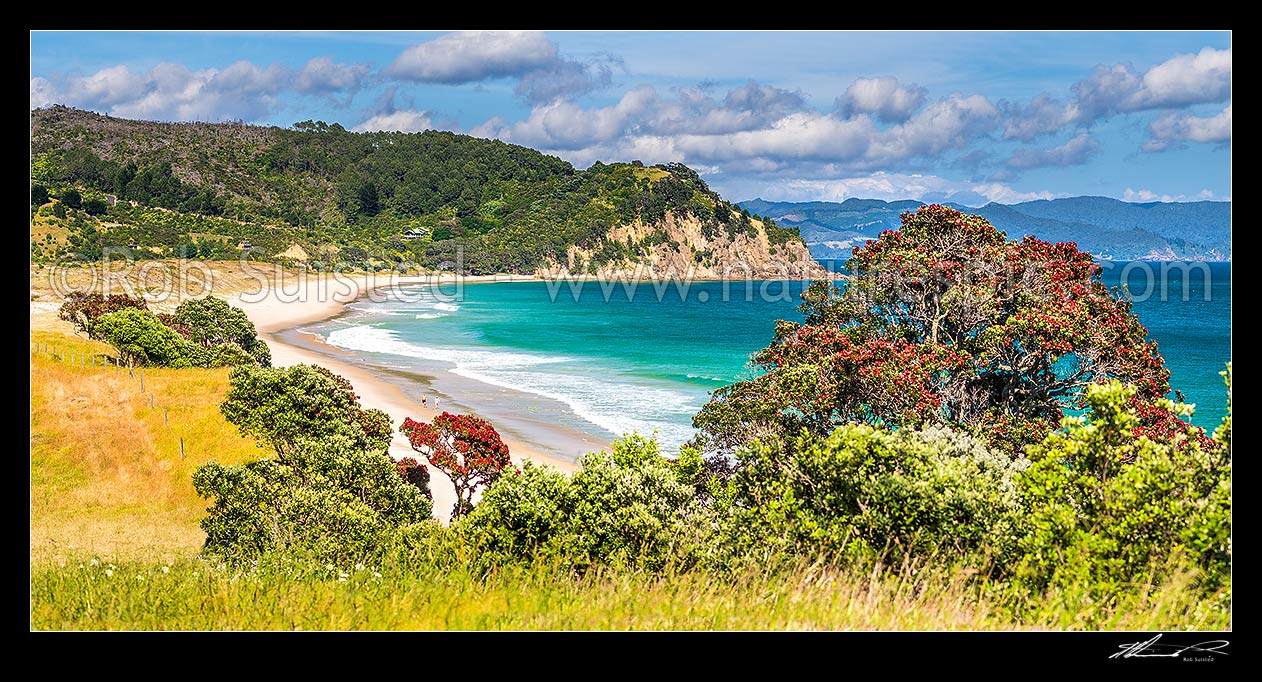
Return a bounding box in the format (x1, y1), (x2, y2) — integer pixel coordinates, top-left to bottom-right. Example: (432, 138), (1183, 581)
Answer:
(1005, 47), (1231, 140)
(31, 57), (368, 121)
(351, 110), (434, 133)
(869, 94), (999, 162)
(387, 30), (557, 83)
(1142, 105), (1231, 152)
(1129, 47), (1232, 109)
(497, 85), (661, 150)
(835, 76), (926, 123)
(294, 56), (370, 94)
(1002, 94), (1079, 141)
(770, 172), (1063, 204)
(481, 82), (998, 174)
(1123, 187), (1226, 202)
(1005, 133), (1100, 170)
(30, 76), (57, 109)
(387, 30), (617, 104)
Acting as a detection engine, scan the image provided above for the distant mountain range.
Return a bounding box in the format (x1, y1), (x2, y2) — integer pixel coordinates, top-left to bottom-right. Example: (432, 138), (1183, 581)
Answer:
(737, 196), (1231, 262)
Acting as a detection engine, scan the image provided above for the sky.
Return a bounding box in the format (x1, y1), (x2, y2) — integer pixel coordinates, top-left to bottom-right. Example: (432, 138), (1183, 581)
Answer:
(30, 30), (1231, 206)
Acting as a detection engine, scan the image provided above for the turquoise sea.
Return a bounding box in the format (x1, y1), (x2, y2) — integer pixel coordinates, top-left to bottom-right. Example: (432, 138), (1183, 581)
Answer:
(310, 262), (1230, 460)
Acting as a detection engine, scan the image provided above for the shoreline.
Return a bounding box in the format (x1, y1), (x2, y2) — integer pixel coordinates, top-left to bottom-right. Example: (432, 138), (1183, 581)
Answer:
(232, 273), (581, 523)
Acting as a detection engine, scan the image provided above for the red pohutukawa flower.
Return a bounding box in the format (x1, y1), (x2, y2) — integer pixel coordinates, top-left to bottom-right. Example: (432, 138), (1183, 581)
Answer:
(400, 412), (511, 521)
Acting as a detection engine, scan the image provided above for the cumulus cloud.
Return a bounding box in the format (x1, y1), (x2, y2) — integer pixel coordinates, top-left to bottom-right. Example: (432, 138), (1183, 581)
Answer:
(31, 57), (368, 121)
(480, 81), (998, 175)
(294, 56), (371, 94)
(1142, 105), (1232, 152)
(387, 30), (557, 83)
(835, 76), (926, 123)
(30, 76), (58, 109)
(388, 30), (617, 104)
(352, 110), (434, 133)
(1005, 47), (1231, 140)
(514, 55), (618, 104)
(1002, 94), (1079, 141)
(1004, 133), (1101, 170)
(1123, 187), (1225, 202)
(769, 172), (1063, 205)
(1128, 47), (1232, 109)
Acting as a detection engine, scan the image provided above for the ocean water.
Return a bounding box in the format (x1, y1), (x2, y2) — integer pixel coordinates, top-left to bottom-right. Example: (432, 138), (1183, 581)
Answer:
(311, 263), (1230, 459)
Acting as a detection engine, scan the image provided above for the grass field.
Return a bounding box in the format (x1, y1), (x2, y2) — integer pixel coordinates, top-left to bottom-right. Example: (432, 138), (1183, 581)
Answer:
(30, 554), (1229, 630)
(29, 328), (1230, 630)
(30, 330), (259, 565)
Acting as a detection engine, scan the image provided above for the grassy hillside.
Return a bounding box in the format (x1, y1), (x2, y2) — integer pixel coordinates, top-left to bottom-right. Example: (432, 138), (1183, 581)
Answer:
(30, 331), (259, 564)
(31, 106), (811, 276)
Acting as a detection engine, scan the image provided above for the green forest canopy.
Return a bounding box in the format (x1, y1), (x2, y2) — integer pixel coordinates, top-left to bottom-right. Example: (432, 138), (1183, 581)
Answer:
(31, 106), (802, 273)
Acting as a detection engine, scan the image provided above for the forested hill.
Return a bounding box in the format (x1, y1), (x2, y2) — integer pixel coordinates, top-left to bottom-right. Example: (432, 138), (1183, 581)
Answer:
(740, 196), (1231, 262)
(30, 106), (820, 278)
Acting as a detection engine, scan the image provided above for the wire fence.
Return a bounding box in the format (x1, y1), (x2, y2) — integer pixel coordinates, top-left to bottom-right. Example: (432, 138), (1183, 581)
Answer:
(31, 340), (186, 460)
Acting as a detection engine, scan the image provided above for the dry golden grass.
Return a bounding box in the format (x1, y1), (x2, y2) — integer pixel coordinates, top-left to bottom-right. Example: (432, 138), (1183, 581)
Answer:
(30, 330), (261, 564)
(29, 260), (284, 306)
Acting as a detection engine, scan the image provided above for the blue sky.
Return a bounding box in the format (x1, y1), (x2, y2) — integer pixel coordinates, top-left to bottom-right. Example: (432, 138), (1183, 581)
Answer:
(30, 30), (1231, 205)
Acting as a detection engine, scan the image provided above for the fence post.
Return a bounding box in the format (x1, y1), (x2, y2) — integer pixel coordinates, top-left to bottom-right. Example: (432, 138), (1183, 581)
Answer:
(179, 437), (185, 460)
(140, 371), (145, 393)
(149, 395), (154, 409)
(164, 408), (168, 426)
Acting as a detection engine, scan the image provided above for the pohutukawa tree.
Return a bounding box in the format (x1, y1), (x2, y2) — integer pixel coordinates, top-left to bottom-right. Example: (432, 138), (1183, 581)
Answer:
(694, 204), (1195, 454)
(400, 412), (512, 521)
(59, 292), (149, 338)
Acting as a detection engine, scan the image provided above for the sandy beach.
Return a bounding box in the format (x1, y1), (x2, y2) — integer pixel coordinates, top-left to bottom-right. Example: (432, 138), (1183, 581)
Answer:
(229, 271), (580, 522)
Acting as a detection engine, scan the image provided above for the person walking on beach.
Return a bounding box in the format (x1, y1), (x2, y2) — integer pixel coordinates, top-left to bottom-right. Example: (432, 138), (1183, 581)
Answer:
(433, 397), (439, 411)
(422, 395), (427, 408)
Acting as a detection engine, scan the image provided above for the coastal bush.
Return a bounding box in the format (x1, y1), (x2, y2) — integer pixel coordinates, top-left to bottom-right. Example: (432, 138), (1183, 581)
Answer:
(172, 296), (271, 367)
(1012, 381), (1231, 598)
(400, 412), (512, 520)
(461, 435), (714, 572)
(720, 424), (1026, 570)
(83, 197), (108, 215)
(93, 307), (263, 369)
(695, 205), (1182, 457)
(59, 292), (149, 338)
(193, 434), (434, 564)
(94, 308), (198, 367)
(395, 457), (434, 504)
(220, 364), (393, 459)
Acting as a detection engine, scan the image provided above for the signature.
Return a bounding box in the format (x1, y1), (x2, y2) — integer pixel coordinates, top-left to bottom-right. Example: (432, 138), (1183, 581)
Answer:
(1111, 634), (1230, 660)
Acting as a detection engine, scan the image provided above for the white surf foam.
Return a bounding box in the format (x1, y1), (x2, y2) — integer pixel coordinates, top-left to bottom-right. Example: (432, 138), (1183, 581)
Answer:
(323, 324), (701, 449)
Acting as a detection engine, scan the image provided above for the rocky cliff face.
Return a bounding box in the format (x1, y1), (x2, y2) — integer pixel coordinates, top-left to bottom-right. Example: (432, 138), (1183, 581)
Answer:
(548, 211), (829, 280)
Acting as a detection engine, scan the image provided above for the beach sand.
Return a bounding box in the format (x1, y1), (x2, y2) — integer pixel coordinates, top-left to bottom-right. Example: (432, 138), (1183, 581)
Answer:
(230, 271), (580, 522)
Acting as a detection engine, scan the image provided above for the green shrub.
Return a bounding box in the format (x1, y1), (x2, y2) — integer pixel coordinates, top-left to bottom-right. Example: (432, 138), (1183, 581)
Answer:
(194, 434), (434, 564)
(93, 307), (261, 369)
(94, 308), (197, 368)
(1013, 380), (1231, 597)
(461, 435), (714, 572)
(193, 342), (257, 368)
(172, 296), (271, 367)
(83, 197), (108, 215)
(58, 292), (149, 338)
(722, 424), (1025, 569)
(220, 364), (393, 459)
